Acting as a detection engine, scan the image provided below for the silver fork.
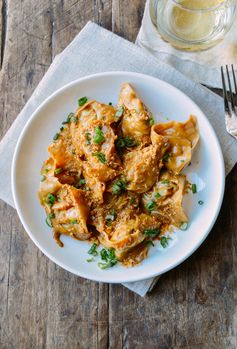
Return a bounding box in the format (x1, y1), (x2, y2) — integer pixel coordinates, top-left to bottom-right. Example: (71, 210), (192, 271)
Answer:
(221, 65), (237, 139)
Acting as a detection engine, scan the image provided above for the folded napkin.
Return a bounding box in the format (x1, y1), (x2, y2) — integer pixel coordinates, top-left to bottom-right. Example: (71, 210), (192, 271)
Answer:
(137, 0), (237, 88)
(0, 22), (237, 296)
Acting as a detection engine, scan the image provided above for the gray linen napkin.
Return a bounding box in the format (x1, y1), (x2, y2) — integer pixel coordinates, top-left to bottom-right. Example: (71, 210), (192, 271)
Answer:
(0, 22), (236, 296)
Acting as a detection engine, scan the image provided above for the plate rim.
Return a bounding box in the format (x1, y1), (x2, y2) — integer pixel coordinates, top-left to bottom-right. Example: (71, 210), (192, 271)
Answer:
(11, 71), (225, 283)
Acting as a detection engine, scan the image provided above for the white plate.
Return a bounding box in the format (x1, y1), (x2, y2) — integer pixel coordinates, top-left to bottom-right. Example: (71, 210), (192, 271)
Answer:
(12, 72), (225, 283)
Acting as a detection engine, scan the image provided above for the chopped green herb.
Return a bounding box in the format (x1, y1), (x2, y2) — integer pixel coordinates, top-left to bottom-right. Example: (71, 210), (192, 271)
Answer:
(145, 200), (156, 212)
(198, 200), (204, 205)
(88, 243), (98, 256)
(146, 240), (155, 247)
(163, 153), (170, 163)
(78, 96), (88, 106)
(115, 106), (124, 118)
(160, 236), (170, 248)
(149, 116), (155, 126)
(92, 152), (106, 164)
(180, 160), (185, 163)
(191, 183), (197, 194)
(129, 195), (135, 205)
(62, 113), (74, 124)
(53, 133), (59, 141)
(60, 126), (64, 132)
(72, 116), (78, 123)
(155, 192), (161, 199)
(70, 219), (78, 224)
(85, 132), (91, 145)
(115, 135), (138, 156)
(143, 228), (160, 238)
(108, 102), (113, 106)
(112, 178), (126, 195)
(46, 193), (56, 206)
(105, 209), (116, 225)
(55, 168), (62, 175)
(98, 248), (117, 269)
(78, 179), (86, 186)
(180, 222), (188, 231)
(86, 257), (95, 263)
(93, 126), (105, 144)
(161, 179), (170, 185)
(40, 175), (46, 182)
(45, 213), (55, 227)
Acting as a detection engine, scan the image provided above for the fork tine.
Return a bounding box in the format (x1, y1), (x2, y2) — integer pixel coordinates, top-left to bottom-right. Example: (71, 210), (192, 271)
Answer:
(226, 65), (235, 113)
(231, 64), (237, 94)
(221, 66), (230, 114)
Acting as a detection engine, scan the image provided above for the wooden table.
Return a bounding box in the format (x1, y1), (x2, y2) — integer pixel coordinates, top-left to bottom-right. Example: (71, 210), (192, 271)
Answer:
(0, 1), (236, 348)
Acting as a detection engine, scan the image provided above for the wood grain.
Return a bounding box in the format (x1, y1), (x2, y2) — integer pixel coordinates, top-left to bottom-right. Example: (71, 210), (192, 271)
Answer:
(0, 1), (236, 348)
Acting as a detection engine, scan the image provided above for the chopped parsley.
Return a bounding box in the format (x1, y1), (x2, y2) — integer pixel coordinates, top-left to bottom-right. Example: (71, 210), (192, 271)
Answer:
(129, 195), (135, 205)
(92, 152), (106, 164)
(70, 219), (78, 224)
(180, 222), (188, 231)
(62, 113), (74, 124)
(115, 106), (124, 118)
(191, 183), (197, 194)
(198, 200), (204, 205)
(108, 102), (113, 106)
(160, 236), (170, 248)
(145, 200), (156, 212)
(93, 126), (105, 144)
(60, 126), (64, 132)
(112, 178), (126, 195)
(98, 248), (117, 269)
(78, 179), (86, 186)
(46, 193), (56, 206)
(88, 243), (98, 256)
(40, 175), (46, 182)
(45, 213), (55, 227)
(78, 96), (88, 106)
(85, 132), (91, 145)
(55, 168), (62, 175)
(53, 133), (59, 141)
(105, 209), (117, 226)
(155, 192), (161, 199)
(149, 116), (155, 126)
(143, 228), (160, 238)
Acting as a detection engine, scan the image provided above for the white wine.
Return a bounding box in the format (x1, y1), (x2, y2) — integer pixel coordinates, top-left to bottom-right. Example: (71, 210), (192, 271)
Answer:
(151, 0), (236, 51)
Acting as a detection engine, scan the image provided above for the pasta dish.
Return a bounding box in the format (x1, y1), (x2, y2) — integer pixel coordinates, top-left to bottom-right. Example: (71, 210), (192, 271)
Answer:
(39, 83), (199, 268)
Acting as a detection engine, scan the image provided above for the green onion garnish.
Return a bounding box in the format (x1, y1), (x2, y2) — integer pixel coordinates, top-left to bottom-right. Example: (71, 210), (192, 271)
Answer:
(155, 192), (161, 199)
(161, 179), (170, 185)
(72, 116), (78, 123)
(53, 133), (59, 141)
(88, 243), (98, 256)
(112, 178), (126, 196)
(146, 240), (155, 247)
(93, 126), (105, 144)
(78, 96), (88, 106)
(92, 152), (106, 164)
(149, 116), (155, 126)
(105, 209), (116, 225)
(71, 219), (78, 224)
(55, 168), (62, 175)
(108, 102), (112, 106)
(180, 222), (188, 231)
(98, 248), (117, 269)
(192, 184), (197, 194)
(143, 228), (160, 238)
(198, 200), (204, 205)
(46, 193), (56, 206)
(145, 200), (156, 212)
(85, 132), (91, 145)
(86, 258), (94, 263)
(45, 213), (55, 227)
(160, 236), (170, 248)
(60, 126), (64, 132)
(163, 153), (170, 163)
(62, 113), (74, 124)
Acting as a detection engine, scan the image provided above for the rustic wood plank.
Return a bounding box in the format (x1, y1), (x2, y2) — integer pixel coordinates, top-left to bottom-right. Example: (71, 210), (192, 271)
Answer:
(112, 0), (146, 42)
